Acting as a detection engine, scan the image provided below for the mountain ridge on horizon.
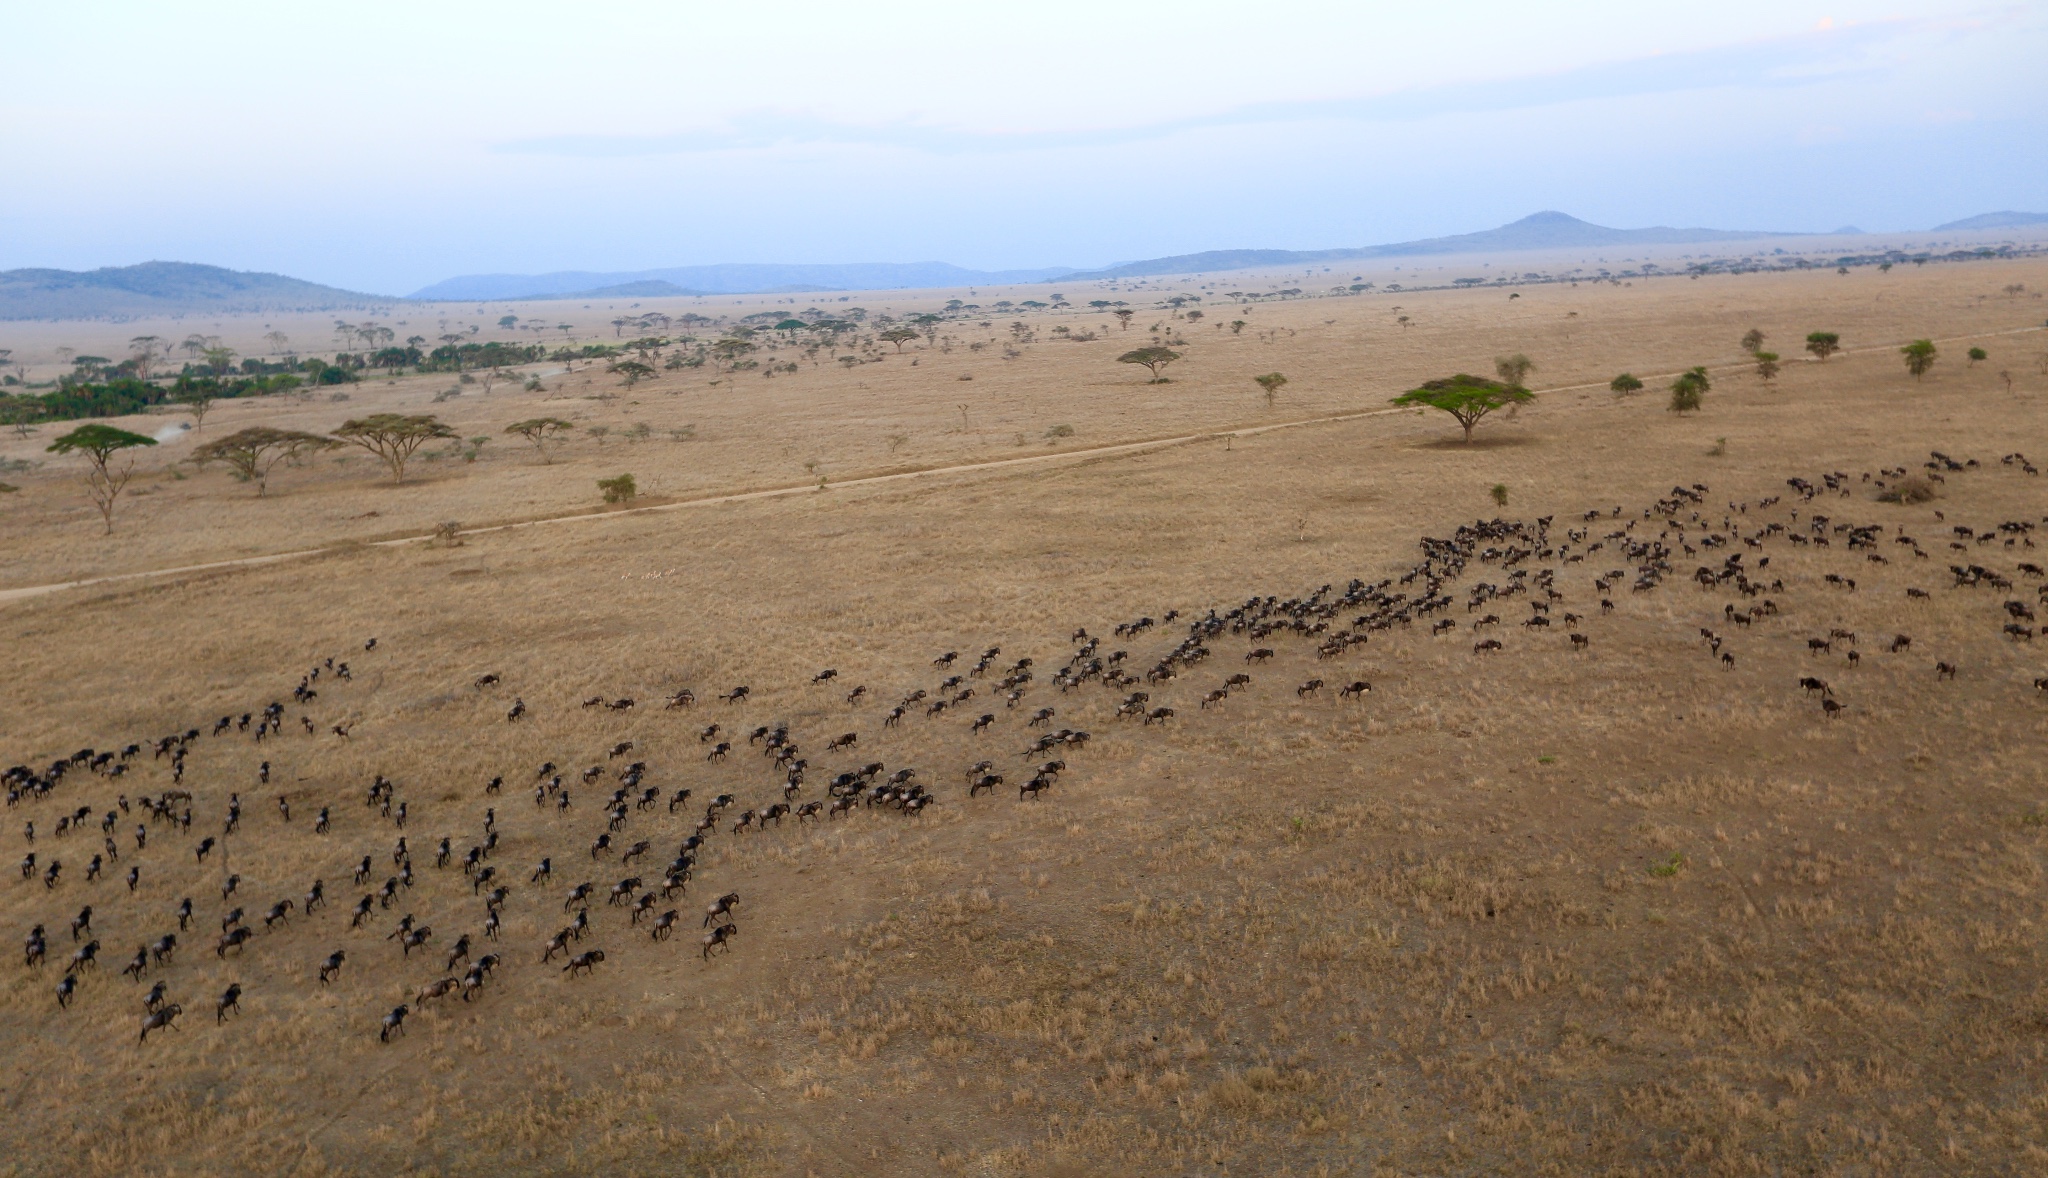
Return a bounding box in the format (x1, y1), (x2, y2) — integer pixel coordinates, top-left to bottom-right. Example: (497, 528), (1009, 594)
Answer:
(420, 209), (2044, 297)
(0, 261), (395, 322)
(3, 210), (2040, 320)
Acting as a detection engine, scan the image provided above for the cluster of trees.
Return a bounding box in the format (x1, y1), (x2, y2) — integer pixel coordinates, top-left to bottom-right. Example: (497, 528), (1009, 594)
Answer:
(3, 336), (565, 429)
(0, 369), (311, 429)
(1600, 324), (1964, 417)
(1615, 365), (1709, 413)
(38, 413), (472, 532)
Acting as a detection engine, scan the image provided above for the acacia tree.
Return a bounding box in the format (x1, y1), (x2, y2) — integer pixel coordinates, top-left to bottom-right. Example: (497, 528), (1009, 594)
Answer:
(1390, 374), (1534, 443)
(176, 385), (216, 431)
(711, 338), (756, 372)
(1493, 353), (1536, 388)
(1901, 339), (1937, 380)
(1805, 332), (1841, 362)
(128, 336), (164, 380)
(1754, 352), (1781, 384)
(1253, 372), (1288, 408)
(1113, 309), (1135, 331)
(333, 414), (455, 484)
(47, 423), (156, 532)
(1117, 347), (1181, 382)
(879, 327), (919, 352)
(1, 398), (45, 438)
(610, 360), (655, 387)
(1669, 367), (1710, 413)
(1967, 346), (1988, 367)
(1609, 373), (1644, 396)
(505, 417), (574, 464)
(1740, 328), (1766, 355)
(190, 426), (336, 496)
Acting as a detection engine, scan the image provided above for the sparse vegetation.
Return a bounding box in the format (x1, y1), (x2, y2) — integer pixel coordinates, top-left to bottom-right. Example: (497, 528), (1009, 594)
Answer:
(597, 472), (637, 504)
(1877, 473), (1937, 502)
(1609, 372), (1644, 396)
(2, 257), (2046, 1177)
(1805, 331), (1841, 361)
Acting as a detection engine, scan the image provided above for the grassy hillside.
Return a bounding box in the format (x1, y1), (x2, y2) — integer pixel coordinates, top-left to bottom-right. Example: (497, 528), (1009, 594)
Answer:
(0, 262), (397, 320)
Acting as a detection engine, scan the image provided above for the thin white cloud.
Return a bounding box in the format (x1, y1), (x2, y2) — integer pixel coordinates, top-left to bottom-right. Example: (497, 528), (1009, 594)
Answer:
(493, 18), (1919, 159)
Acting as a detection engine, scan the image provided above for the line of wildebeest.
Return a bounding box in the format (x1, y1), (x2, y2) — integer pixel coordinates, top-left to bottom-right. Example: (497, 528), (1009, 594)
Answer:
(6, 450), (2043, 1046)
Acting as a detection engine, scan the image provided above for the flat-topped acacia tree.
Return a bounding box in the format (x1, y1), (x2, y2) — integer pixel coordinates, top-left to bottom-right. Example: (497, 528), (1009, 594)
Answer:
(47, 423), (156, 532)
(1391, 374), (1533, 443)
(505, 417), (574, 463)
(609, 360), (655, 387)
(333, 414), (455, 484)
(1117, 347), (1181, 382)
(190, 426), (336, 496)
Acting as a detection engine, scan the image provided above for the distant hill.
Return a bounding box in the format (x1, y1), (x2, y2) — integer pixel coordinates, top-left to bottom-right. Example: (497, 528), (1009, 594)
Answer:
(555, 280), (711, 299)
(0, 261), (394, 320)
(1063, 212), (1803, 280)
(24, 207), (2038, 320)
(411, 261), (1078, 301)
(1931, 211), (2048, 232)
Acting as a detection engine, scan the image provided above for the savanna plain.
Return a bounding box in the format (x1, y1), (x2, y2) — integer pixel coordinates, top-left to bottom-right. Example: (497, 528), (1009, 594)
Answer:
(4, 259), (2048, 1176)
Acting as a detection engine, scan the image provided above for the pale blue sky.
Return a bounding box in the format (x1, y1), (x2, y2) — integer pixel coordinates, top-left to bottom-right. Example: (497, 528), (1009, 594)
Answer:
(4, 0), (2042, 295)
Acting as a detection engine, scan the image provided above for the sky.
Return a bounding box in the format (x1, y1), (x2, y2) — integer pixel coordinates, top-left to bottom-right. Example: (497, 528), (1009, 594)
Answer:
(3, 0), (2043, 296)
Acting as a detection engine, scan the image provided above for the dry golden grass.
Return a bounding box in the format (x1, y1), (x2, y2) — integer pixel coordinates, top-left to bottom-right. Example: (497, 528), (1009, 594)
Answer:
(2, 258), (2047, 1176)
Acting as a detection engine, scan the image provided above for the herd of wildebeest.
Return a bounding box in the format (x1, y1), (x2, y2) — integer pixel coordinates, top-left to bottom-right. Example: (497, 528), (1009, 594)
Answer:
(7, 450), (2045, 1047)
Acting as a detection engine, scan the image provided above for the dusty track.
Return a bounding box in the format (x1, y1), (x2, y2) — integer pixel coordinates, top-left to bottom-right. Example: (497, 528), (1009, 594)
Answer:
(6, 323), (2034, 607)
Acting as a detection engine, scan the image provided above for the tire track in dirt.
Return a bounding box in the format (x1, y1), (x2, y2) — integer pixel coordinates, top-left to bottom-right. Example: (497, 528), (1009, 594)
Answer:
(4, 324), (2036, 606)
